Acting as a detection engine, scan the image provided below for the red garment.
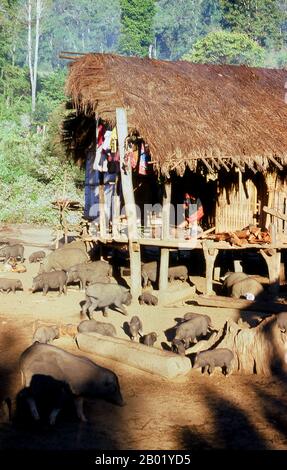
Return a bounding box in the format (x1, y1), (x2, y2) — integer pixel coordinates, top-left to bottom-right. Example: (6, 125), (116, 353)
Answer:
(184, 194), (204, 224)
(97, 123), (105, 147)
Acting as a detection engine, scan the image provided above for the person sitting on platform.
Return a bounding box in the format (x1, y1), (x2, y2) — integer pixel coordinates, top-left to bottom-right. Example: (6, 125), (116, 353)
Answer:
(178, 192), (204, 237)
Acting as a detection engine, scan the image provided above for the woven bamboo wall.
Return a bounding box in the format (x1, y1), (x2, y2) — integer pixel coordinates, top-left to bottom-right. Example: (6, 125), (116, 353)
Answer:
(216, 172), (258, 232)
(273, 180), (287, 234)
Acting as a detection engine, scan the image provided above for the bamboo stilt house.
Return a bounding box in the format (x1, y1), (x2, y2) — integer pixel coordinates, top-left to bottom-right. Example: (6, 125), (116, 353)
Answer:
(63, 53), (287, 296)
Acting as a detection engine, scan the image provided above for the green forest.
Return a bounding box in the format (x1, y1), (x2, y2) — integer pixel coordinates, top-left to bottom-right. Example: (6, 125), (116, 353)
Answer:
(1, 0), (287, 224)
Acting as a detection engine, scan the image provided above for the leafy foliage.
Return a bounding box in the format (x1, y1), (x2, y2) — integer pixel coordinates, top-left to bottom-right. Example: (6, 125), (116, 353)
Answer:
(154, 0), (217, 60)
(119, 0), (155, 56)
(1, 0), (287, 225)
(0, 119), (83, 224)
(219, 0), (286, 48)
(182, 30), (265, 66)
(39, 0), (121, 69)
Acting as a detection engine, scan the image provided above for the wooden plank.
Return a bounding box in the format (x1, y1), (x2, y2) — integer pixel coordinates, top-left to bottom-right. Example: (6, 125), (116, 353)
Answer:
(182, 305), (270, 320)
(201, 157), (215, 173)
(159, 181), (171, 292)
(197, 226), (215, 239)
(231, 157), (245, 172)
(83, 235), (286, 250)
(193, 295), (287, 313)
(60, 51), (88, 55)
(76, 332), (191, 379)
(217, 157), (230, 172)
(267, 154), (284, 171)
(59, 55), (85, 61)
(116, 108), (142, 300)
(263, 206), (287, 222)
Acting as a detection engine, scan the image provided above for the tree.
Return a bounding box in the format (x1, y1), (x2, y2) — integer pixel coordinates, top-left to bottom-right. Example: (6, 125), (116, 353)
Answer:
(119, 0), (155, 57)
(219, 0), (285, 48)
(26, 0), (45, 114)
(0, 0), (21, 67)
(199, 0), (222, 33)
(154, 0), (206, 60)
(182, 30), (265, 66)
(39, 0), (121, 69)
(35, 69), (67, 122)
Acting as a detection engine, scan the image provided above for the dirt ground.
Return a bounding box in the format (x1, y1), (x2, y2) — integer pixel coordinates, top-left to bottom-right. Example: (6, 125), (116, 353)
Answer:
(0, 225), (287, 451)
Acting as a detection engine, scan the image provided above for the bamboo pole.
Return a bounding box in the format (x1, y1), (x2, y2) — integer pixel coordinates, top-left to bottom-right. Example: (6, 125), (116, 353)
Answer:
(159, 180), (171, 292)
(116, 108), (142, 300)
(112, 177), (120, 238)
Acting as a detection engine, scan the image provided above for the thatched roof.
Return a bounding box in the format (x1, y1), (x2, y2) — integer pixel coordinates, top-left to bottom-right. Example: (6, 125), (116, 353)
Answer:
(66, 53), (287, 175)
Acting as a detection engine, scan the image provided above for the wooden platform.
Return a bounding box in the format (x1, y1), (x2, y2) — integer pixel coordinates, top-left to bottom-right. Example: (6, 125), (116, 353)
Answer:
(84, 235), (287, 250)
(192, 295), (287, 313)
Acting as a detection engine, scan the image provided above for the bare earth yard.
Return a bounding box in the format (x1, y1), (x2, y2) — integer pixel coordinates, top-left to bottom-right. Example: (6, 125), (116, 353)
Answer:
(0, 226), (287, 452)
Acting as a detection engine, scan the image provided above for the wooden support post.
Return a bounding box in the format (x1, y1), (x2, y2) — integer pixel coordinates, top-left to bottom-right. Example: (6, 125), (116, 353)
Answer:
(269, 223), (277, 244)
(265, 173), (276, 228)
(214, 266), (221, 282)
(99, 243), (103, 261)
(202, 240), (219, 295)
(99, 176), (106, 238)
(260, 248), (281, 295)
(55, 230), (60, 249)
(159, 180), (171, 292)
(112, 177), (120, 239)
(233, 259), (243, 273)
(116, 108), (142, 300)
(280, 262), (285, 286)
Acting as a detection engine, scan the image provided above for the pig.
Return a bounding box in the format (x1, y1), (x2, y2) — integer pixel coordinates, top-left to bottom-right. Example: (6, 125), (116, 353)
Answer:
(61, 240), (87, 253)
(168, 265), (188, 282)
(141, 262), (189, 288)
(142, 332), (157, 347)
(0, 278), (23, 293)
(67, 261), (112, 290)
(29, 251), (46, 263)
(193, 348), (234, 375)
(276, 312), (287, 332)
(0, 244), (24, 263)
(70, 260), (113, 276)
(0, 237), (22, 246)
(171, 338), (186, 355)
(0, 398), (11, 423)
(82, 283), (132, 319)
(175, 315), (211, 346)
(141, 261), (158, 288)
(222, 272), (249, 295)
(128, 316), (143, 340)
(39, 248), (89, 273)
(77, 319), (117, 337)
(16, 375), (73, 426)
(19, 342), (124, 423)
(138, 292), (158, 306)
(231, 277), (264, 299)
(184, 312), (213, 329)
(33, 326), (60, 344)
(67, 269), (110, 290)
(32, 271), (67, 296)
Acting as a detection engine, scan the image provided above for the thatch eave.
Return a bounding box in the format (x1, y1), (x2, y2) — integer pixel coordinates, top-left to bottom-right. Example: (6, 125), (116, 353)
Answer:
(66, 53), (287, 174)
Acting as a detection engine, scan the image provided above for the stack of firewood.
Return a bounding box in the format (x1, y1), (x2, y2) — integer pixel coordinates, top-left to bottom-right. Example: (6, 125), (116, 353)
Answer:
(208, 225), (271, 246)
